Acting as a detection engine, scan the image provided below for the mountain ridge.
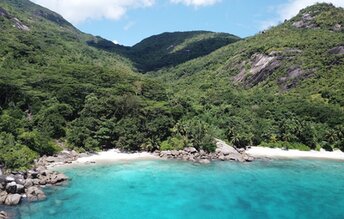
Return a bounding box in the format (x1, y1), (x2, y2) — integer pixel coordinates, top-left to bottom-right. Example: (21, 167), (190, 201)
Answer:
(87, 30), (241, 72)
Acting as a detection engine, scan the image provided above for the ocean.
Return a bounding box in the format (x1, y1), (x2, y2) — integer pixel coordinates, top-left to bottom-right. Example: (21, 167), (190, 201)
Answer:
(7, 159), (344, 219)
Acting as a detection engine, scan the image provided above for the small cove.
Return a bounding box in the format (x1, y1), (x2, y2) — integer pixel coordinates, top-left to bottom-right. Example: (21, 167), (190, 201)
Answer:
(4, 159), (344, 219)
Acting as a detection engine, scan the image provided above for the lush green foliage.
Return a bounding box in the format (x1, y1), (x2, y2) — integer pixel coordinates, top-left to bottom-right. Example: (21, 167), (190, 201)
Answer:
(87, 31), (241, 72)
(0, 1), (343, 170)
(0, 0), (178, 168)
(152, 3), (344, 151)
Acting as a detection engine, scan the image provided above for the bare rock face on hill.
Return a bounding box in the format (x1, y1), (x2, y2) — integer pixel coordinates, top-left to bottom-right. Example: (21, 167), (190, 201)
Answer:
(333, 23), (343, 31)
(292, 13), (318, 29)
(234, 53), (281, 87)
(278, 67), (315, 90)
(0, 7), (30, 31)
(0, 7), (10, 18)
(329, 46), (344, 55)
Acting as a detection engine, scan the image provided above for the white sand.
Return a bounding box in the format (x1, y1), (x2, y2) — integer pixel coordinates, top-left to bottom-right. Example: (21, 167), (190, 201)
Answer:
(246, 147), (344, 160)
(73, 149), (158, 164)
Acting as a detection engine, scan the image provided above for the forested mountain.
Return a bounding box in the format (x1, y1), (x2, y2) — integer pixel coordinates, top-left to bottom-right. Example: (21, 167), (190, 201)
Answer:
(87, 31), (241, 72)
(0, 0), (181, 169)
(0, 0), (343, 170)
(152, 3), (344, 151)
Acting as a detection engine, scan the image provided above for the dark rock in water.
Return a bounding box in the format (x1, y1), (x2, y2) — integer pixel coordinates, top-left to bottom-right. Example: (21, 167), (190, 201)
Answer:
(5, 182), (17, 194)
(53, 173), (68, 184)
(26, 186), (46, 202)
(4, 194), (21, 205)
(0, 191), (8, 204)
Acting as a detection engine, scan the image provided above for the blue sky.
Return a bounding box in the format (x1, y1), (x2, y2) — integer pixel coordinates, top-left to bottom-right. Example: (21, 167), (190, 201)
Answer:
(31, 0), (343, 46)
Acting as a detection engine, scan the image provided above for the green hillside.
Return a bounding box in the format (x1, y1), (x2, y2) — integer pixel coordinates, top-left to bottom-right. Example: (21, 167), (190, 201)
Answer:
(87, 31), (241, 72)
(0, 0), (179, 169)
(128, 31), (241, 72)
(152, 3), (344, 151)
(0, 0), (343, 170)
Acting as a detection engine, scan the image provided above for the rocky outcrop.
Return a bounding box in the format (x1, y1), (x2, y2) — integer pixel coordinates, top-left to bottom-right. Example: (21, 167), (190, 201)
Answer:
(0, 7), (30, 31)
(234, 53), (281, 87)
(292, 13), (318, 29)
(36, 150), (82, 168)
(333, 23), (343, 32)
(328, 46), (344, 55)
(157, 139), (254, 163)
(0, 7), (10, 19)
(4, 194), (21, 206)
(0, 191), (7, 204)
(0, 211), (8, 219)
(26, 187), (46, 202)
(5, 182), (17, 194)
(12, 18), (30, 31)
(0, 170), (67, 206)
(0, 151), (74, 207)
(278, 67), (314, 90)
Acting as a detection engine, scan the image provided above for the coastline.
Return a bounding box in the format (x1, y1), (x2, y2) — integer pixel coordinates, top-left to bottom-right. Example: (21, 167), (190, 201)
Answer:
(246, 146), (344, 161)
(53, 146), (344, 170)
(2, 146), (344, 218)
(71, 149), (159, 165)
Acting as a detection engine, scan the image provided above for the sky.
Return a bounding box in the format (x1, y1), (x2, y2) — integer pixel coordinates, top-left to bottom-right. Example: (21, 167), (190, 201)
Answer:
(30, 0), (344, 46)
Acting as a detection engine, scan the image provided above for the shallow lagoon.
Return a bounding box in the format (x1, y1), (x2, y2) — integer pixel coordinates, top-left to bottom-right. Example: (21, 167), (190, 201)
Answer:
(7, 159), (344, 219)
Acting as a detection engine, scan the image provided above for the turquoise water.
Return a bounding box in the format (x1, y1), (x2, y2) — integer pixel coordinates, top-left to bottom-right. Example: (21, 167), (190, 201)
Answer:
(8, 159), (344, 218)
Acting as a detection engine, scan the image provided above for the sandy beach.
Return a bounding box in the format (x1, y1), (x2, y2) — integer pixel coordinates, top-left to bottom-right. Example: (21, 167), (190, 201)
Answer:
(50, 146), (344, 169)
(73, 149), (158, 164)
(246, 147), (344, 161)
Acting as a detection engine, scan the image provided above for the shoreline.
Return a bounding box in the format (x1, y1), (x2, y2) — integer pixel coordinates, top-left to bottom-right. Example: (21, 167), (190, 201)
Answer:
(71, 149), (159, 165)
(47, 149), (161, 170)
(2, 146), (344, 217)
(52, 146), (344, 170)
(246, 146), (344, 161)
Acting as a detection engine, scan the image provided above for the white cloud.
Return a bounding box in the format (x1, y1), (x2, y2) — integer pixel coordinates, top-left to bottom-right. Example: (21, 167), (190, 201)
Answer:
(31, 0), (155, 24)
(260, 0), (344, 30)
(123, 21), (135, 31)
(170, 0), (220, 7)
(112, 40), (119, 44)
